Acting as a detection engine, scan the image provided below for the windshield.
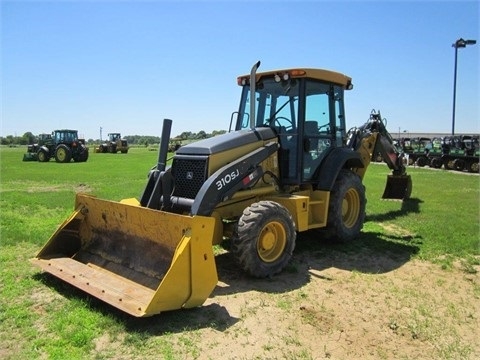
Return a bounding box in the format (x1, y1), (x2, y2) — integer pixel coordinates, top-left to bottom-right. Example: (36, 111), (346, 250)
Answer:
(237, 78), (299, 131)
(55, 131), (78, 143)
(234, 75), (348, 183)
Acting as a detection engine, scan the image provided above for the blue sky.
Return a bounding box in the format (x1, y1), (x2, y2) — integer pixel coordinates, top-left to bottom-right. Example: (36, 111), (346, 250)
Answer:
(1, 0), (478, 140)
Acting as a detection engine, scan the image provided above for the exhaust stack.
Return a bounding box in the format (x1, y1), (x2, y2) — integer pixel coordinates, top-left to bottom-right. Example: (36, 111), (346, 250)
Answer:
(249, 61), (261, 130)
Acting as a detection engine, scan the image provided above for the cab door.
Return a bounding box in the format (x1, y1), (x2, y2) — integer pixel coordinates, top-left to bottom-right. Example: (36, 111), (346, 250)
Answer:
(302, 82), (335, 181)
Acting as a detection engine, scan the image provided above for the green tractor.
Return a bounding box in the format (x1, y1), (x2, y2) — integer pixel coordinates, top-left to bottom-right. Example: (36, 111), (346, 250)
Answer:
(403, 137), (431, 167)
(23, 133), (53, 161)
(34, 129), (89, 163)
(441, 135), (479, 172)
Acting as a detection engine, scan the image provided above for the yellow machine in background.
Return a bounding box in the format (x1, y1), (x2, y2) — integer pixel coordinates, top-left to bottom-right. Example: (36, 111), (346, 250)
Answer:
(32, 62), (412, 317)
(95, 133), (129, 153)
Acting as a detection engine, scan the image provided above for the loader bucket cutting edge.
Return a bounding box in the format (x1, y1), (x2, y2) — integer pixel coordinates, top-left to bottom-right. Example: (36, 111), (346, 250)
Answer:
(30, 193), (218, 317)
(382, 175), (412, 201)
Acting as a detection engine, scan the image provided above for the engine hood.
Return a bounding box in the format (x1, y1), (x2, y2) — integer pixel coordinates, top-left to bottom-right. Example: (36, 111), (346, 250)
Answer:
(176, 127), (277, 156)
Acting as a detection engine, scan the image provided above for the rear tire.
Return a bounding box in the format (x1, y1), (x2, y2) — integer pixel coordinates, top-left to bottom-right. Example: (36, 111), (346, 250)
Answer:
(430, 157), (442, 169)
(75, 145), (89, 162)
(54, 144), (72, 163)
(82, 148), (89, 162)
(324, 169), (366, 242)
(453, 158), (465, 171)
(416, 156), (427, 167)
(231, 201), (296, 278)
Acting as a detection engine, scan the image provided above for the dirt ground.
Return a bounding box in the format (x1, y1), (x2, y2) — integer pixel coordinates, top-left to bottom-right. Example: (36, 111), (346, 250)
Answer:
(17, 233), (479, 360)
(156, 239), (479, 360)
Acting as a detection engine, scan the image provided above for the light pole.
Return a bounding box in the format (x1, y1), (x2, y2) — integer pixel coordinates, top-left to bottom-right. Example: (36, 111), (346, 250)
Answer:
(451, 38), (476, 135)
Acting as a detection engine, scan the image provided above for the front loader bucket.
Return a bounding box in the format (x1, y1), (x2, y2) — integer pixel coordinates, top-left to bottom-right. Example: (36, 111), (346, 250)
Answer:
(31, 194), (218, 317)
(382, 174), (412, 200)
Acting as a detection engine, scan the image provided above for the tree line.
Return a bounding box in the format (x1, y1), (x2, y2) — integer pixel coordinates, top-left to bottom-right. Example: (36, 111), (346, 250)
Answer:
(0, 130), (227, 146)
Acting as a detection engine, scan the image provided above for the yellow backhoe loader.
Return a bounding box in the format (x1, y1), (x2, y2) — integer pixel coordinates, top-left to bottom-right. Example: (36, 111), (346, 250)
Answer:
(31, 62), (412, 317)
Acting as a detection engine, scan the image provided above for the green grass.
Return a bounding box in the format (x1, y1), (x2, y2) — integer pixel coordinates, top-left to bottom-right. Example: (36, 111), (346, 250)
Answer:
(0, 146), (479, 359)
(362, 164), (479, 263)
(1, 147), (158, 247)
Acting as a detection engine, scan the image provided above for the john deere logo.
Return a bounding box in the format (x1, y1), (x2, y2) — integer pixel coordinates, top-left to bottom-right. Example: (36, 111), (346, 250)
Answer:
(186, 171), (194, 180)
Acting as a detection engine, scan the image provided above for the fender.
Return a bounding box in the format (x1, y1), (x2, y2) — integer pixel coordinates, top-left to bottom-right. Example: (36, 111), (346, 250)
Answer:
(314, 148), (364, 191)
(39, 145), (50, 154)
(191, 142), (279, 216)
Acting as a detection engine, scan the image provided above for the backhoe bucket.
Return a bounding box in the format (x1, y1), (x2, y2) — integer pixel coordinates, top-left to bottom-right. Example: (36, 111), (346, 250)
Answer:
(382, 174), (412, 200)
(31, 194), (218, 317)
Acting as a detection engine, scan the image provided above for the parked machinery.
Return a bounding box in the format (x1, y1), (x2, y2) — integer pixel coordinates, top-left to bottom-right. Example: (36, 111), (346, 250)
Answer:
(397, 135), (479, 173)
(32, 63), (412, 317)
(96, 133), (129, 153)
(399, 137), (431, 167)
(168, 137), (182, 153)
(33, 129), (89, 163)
(23, 133), (53, 161)
(440, 135), (479, 172)
(425, 137), (444, 169)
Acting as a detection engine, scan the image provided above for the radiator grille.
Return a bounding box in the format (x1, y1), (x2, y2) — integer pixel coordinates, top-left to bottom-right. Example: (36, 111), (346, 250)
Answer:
(172, 157), (208, 199)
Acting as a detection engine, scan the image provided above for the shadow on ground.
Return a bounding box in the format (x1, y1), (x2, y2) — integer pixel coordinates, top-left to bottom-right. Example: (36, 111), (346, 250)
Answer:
(213, 197), (423, 297)
(213, 226), (421, 298)
(33, 272), (240, 335)
(366, 197), (423, 222)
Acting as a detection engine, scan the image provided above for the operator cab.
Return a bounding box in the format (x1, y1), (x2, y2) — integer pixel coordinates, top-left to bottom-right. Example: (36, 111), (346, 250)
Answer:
(234, 68), (352, 184)
(53, 130), (79, 144)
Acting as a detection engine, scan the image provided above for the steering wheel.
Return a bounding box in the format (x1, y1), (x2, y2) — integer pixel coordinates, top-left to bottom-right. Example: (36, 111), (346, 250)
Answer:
(273, 117), (293, 131)
(318, 123), (330, 132)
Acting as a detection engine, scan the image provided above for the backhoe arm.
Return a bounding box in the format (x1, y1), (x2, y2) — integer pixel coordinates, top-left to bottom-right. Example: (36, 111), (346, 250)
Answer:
(347, 109), (407, 178)
(347, 109), (411, 200)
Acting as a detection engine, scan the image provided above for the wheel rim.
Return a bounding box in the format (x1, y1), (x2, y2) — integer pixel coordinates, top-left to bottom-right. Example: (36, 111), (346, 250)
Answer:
(471, 162), (479, 173)
(38, 152), (45, 161)
(57, 148), (66, 161)
(257, 221), (287, 263)
(342, 188), (360, 228)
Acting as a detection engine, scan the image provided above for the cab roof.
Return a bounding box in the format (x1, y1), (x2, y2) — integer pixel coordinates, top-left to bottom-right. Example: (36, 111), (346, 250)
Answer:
(238, 68), (353, 89)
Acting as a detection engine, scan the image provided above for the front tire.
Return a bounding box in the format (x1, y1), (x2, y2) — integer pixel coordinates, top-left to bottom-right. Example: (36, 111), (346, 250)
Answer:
(54, 144), (72, 163)
(468, 161), (479, 173)
(430, 157), (442, 169)
(325, 169), (366, 242)
(37, 149), (49, 162)
(231, 201), (296, 278)
(445, 159), (455, 170)
(416, 156), (428, 167)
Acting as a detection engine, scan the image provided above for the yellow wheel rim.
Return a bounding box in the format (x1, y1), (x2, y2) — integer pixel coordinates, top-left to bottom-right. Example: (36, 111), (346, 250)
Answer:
(57, 148), (66, 161)
(342, 188), (360, 228)
(257, 221), (287, 263)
